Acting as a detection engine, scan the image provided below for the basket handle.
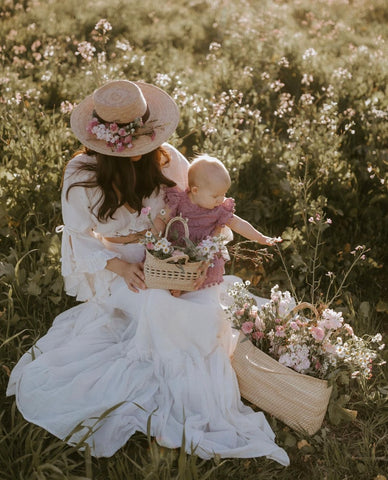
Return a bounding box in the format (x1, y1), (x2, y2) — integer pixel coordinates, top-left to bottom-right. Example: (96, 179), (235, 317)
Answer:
(160, 253), (190, 265)
(289, 301), (319, 319)
(165, 216), (189, 239)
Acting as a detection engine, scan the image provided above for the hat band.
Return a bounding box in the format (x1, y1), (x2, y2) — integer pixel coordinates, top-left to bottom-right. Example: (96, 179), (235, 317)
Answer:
(93, 105), (150, 127)
(87, 105), (159, 154)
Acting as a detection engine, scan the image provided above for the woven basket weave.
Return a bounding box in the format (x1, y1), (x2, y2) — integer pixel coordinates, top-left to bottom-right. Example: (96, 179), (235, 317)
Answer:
(231, 303), (333, 435)
(144, 216), (205, 291)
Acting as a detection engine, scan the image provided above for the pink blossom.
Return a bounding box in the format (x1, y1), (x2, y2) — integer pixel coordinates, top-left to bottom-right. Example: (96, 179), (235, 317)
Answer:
(86, 118), (99, 133)
(172, 250), (185, 257)
(110, 123), (119, 132)
(344, 323), (354, 336)
(322, 342), (336, 354)
(235, 308), (245, 317)
(124, 135), (132, 144)
(275, 325), (286, 337)
(275, 318), (282, 324)
(116, 143), (125, 152)
(310, 326), (325, 342)
(255, 316), (265, 331)
(141, 206), (151, 216)
(118, 128), (126, 136)
(146, 242), (154, 250)
(289, 321), (299, 330)
(252, 331), (264, 341)
(241, 321), (254, 334)
(326, 218), (332, 224)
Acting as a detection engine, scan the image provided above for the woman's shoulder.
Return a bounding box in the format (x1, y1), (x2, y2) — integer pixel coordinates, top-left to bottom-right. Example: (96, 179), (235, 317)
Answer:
(66, 153), (96, 169)
(161, 143), (189, 190)
(64, 153), (96, 182)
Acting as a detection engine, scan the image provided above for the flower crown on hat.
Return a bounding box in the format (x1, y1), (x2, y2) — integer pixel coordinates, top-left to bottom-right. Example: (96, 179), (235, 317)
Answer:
(70, 80), (180, 157)
(86, 107), (163, 153)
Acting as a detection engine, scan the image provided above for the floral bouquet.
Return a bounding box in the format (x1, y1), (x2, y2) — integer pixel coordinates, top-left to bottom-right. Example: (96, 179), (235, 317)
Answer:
(226, 281), (385, 433)
(140, 208), (229, 291)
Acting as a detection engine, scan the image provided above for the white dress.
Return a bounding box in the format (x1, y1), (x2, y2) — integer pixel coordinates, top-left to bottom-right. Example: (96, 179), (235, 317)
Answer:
(6, 144), (289, 466)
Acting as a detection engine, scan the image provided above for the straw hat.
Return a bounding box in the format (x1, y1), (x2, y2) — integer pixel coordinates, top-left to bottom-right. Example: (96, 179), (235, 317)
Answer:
(70, 80), (179, 157)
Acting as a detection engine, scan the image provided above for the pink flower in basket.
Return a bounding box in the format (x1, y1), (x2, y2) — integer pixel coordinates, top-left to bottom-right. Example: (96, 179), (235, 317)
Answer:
(275, 325), (286, 337)
(172, 250), (186, 257)
(241, 321), (254, 334)
(310, 326), (325, 342)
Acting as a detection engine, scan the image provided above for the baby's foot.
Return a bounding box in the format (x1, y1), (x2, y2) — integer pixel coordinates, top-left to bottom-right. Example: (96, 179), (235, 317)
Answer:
(170, 290), (182, 297)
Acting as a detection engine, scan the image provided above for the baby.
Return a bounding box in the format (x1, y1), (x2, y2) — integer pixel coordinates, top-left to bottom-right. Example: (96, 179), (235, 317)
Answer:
(155, 154), (282, 292)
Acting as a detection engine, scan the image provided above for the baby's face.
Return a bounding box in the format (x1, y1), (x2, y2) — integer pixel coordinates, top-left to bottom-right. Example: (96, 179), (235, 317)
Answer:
(193, 181), (229, 209)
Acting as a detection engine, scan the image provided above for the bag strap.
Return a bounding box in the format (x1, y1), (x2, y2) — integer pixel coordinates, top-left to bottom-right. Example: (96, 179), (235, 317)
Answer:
(160, 253), (190, 265)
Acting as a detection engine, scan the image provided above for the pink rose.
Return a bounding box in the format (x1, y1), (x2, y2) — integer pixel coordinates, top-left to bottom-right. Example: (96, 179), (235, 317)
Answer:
(252, 331), (264, 341)
(146, 242), (154, 250)
(310, 326), (325, 342)
(118, 128), (127, 136)
(235, 308), (245, 317)
(275, 325), (286, 337)
(289, 321), (299, 330)
(110, 123), (118, 132)
(124, 135), (132, 144)
(241, 321), (254, 335)
(116, 143), (125, 152)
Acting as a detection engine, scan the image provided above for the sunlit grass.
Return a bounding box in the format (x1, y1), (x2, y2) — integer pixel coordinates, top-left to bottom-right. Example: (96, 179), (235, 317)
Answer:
(0, 0), (387, 478)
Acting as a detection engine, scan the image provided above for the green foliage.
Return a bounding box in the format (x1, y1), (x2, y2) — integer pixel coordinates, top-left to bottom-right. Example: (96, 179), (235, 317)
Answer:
(0, 0), (387, 478)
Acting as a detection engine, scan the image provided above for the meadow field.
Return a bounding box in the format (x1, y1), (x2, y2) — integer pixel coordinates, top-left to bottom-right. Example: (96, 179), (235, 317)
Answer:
(0, 0), (387, 478)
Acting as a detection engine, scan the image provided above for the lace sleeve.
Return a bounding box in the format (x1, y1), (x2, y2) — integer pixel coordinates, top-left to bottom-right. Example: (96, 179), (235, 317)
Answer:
(217, 197), (236, 227)
(164, 186), (184, 218)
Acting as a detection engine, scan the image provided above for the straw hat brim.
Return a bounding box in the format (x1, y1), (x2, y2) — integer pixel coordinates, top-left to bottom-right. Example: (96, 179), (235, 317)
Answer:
(70, 81), (179, 157)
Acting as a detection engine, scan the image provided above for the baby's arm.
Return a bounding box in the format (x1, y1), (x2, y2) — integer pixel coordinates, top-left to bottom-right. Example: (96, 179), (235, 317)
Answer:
(226, 215), (282, 246)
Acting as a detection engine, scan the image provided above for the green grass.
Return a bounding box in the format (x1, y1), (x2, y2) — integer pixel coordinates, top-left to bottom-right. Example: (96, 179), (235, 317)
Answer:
(0, 0), (387, 478)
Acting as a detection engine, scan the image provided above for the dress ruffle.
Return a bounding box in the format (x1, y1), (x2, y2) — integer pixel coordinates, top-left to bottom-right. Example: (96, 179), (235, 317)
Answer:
(7, 278), (289, 466)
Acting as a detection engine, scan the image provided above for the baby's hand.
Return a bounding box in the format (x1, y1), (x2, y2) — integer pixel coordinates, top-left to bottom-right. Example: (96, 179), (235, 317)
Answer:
(263, 236), (282, 246)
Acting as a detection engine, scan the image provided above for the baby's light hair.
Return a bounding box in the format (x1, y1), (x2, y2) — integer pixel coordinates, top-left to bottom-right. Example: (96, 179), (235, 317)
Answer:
(188, 154), (231, 189)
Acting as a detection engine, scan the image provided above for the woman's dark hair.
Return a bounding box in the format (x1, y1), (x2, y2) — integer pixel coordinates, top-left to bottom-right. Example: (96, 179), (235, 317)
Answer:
(66, 146), (176, 221)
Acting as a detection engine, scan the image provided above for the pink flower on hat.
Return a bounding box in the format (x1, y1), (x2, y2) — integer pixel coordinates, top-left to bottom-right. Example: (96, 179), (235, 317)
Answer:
(118, 128), (126, 136)
(124, 135), (132, 144)
(110, 123), (119, 133)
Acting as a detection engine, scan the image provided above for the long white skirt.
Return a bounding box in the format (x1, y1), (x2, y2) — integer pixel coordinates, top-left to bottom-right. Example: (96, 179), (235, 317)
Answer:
(6, 246), (289, 466)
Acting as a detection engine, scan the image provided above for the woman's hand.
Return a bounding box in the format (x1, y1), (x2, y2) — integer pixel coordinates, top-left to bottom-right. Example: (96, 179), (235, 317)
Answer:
(121, 262), (146, 293)
(106, 258), (146, 293)
(104, 230), (147, 244)
(193, 261), (210, 290)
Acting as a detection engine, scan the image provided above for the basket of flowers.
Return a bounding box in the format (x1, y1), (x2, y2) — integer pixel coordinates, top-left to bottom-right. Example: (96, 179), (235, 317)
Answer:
(142, 215), (228, 291)
(226, 282), (385, 435)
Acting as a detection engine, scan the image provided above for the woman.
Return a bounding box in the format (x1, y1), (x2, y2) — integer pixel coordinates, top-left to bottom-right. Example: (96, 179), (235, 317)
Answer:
(7, 80), (289, 466)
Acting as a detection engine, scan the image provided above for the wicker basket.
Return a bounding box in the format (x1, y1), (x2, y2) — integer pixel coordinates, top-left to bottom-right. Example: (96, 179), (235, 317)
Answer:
(231, 303), (333, 435)
(144, 216), (205, 291)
